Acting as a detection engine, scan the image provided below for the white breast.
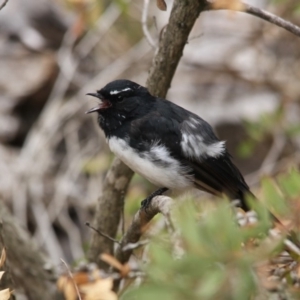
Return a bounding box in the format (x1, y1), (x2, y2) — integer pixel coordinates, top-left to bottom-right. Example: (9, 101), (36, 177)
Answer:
(108, 137), (192, 189)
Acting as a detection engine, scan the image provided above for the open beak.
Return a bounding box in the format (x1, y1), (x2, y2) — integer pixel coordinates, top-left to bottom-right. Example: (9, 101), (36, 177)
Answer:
(86, 92), (111, 114)
(86, 93), (99, 98)
(85, 106), (101, 114)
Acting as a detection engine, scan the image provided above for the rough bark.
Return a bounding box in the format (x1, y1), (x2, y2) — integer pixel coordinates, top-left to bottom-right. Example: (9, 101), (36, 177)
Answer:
(147, 0), (208, 98)
(88, 158), (134, 267)
(0, 202), (62, 300)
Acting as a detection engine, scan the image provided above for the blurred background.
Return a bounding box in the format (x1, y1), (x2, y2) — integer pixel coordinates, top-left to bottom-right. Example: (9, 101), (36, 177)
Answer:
(0, 0), (300, 265)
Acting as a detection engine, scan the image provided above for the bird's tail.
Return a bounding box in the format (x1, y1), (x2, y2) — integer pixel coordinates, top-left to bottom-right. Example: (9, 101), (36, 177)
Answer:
(236, 188), (284, 228)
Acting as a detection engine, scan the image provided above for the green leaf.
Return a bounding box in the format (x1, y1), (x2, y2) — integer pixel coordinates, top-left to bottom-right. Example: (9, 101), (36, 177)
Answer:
(261, 178), (288, 216)
(148, 242), (174, 276)
(233, 262), (257, 299)
(196, 269), (226, 299)
(293, 4), (300, 15)
(113, 0), (130, 13)
(244, 120), (264, 140)
(278, 168), (300, 198)
(237, 140), (255, 158)
(246, 196), (272, 235)
(285, 123), (300, 137)
(122, 285), (177, 300)
(175, 201), (202, 252)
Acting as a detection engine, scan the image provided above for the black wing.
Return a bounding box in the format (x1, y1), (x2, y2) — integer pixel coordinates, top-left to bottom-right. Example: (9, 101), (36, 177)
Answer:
(178, 108), (252, 210)
(129, 98), (252, 210)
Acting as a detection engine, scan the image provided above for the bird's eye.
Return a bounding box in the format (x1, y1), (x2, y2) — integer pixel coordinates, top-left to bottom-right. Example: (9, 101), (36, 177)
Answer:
(114, 92), (130, 102)
(115, 95), (124, 102)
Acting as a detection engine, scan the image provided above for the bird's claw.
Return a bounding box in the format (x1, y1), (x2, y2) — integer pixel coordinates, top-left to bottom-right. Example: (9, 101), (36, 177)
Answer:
(140, 197), (152, 211)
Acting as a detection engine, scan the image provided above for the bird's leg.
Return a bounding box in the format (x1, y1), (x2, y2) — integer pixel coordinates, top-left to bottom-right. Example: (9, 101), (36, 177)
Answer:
(141, 187), (169, 210)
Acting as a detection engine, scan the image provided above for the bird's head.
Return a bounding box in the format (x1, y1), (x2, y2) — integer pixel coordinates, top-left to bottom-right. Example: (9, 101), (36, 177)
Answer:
(86, 79), (150, 115)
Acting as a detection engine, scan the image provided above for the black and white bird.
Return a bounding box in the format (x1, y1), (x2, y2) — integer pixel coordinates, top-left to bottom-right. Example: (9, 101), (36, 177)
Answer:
(86, 79), (254, 211)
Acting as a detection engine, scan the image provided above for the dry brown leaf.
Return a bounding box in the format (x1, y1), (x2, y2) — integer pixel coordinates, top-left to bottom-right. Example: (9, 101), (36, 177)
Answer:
(211, 0), (245, 11)
(119, 263), (130, 278)
(100, 254), (123, 272)
(156, 0), (167, 11)
(80, 278), (117, 300)
(0, 249), (6, 269)
(0, 288), (12, 300)
(73, 271), (90, 285)
(0, 272), (5, 281)
(57, 276), (78, 300)
(100, 254), (130, 277)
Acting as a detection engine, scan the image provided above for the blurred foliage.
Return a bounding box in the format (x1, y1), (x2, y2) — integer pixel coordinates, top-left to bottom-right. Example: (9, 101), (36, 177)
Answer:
(237, 109), (282, 158)
(271, 0), (300, 15)
(2, 0), (300, 297)
(82, 154), (113, 174)
(62, 0), (142, 43)
(237, 106), (300, 158)
(122, 168), (300, 300)
(262, 168), (300, 243)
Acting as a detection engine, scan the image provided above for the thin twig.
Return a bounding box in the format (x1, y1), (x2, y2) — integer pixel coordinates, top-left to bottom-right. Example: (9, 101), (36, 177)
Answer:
(244, 3), (300, 37)
(246, 133), (287, 186)
(0, 0), (9, 11)
(122, 239), (149, 251)
(85, 222), (121, 245)
(208, 1), (300, 38)
(259, 133), (286, 174)
(188, 32), (204, 43)
(115, 196), (174, 264)
(142, 0), (156, 48)
(269, 230), (300, 257)
(283, 239), (300, 257)
(61, 259), (82, 300)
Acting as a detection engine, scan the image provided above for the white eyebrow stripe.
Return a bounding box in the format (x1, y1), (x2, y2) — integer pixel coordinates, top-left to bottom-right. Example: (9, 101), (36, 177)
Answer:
(110, 87), (132, 95)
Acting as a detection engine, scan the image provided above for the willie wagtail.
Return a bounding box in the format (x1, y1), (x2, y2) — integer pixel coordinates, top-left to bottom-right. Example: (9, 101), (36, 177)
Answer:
(86, 79), (254, 211)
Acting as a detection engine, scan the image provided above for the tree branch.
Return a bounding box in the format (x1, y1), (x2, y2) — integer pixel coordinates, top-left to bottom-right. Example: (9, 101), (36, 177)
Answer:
(0, 202), (61, 300)
(147, 0), (208, 98)
(0, 0), (9, 11)
(208, 2), (300, 38)
(88, 158), (133, 268)
(115, 196), (173, 264)
(142, 0), (156, 48)
(113, 196), (173, 291)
